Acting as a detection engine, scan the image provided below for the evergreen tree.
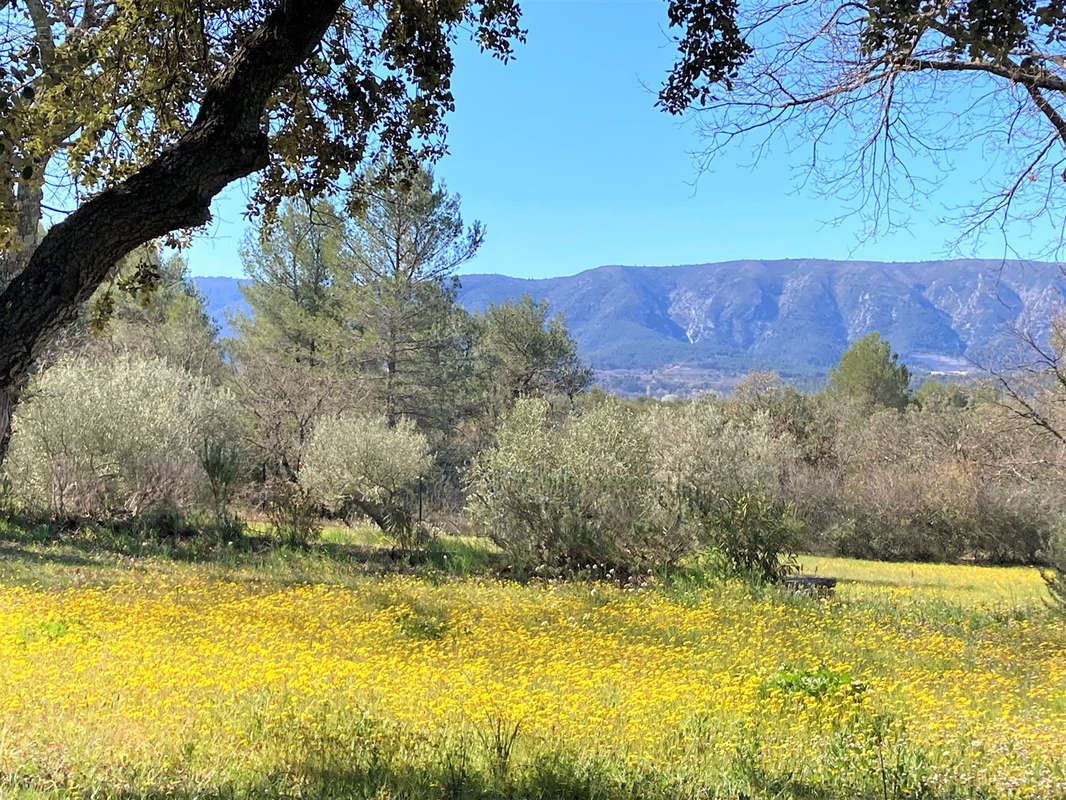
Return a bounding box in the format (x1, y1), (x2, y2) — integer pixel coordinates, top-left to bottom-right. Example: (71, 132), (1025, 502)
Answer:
(343, 165), (483, 433)
(914, 379), (969, 411)
(474, 294), (592, 415)
(0, 0), (522, 466)
(827, 332), (910, 411)
(230, 172), (484, 481)
(236, 201), (352, 367)
(86, 250), (224, 380)
(229, 201), (361, 480)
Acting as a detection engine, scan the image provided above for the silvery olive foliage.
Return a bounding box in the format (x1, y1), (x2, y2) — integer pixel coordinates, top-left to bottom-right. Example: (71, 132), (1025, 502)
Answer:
(299, 413), (430, 546)
(300, 413), (429, 510)
(644, 399), (801, 501)
(4, 353), (232, 518)
(466, 398), (688, 576)
(643, 398), (804, 582)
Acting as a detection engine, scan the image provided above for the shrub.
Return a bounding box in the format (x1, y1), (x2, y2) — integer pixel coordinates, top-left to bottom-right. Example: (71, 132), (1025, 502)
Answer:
(298, 413), (430, 549)
(759, 664), (867, 700)
(0, 474), (20, 518)
(265, 480), (321, 547)
(786, 398), (1062, 563)
(645, 399), (801, 503)
(5, 353), (231, 520)
(466, 398), (687, 576)
(1041, 522), (1066, 615)
(682, 490), (801, 584)
(198, 436), (243, 526)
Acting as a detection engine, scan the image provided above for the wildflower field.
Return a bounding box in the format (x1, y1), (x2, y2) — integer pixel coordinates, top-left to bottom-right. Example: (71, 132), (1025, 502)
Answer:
(0, 530), (1064, 799)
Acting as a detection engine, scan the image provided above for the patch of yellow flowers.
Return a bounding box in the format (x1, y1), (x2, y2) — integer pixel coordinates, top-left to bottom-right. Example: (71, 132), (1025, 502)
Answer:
(1, 574), (1064, 797)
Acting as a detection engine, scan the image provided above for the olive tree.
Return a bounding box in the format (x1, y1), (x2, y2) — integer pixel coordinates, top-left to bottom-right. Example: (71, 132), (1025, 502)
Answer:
(299, 413), (430, 548)
(4, 352), (231, 518)
(466, 398), (687, 576)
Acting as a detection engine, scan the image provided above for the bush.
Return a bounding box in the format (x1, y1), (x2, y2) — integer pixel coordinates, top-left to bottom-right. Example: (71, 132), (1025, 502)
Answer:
(298, 413), (430, 549)
(682, 489), (801, 584)
(0, 474), (20, 518)
(198, 436), (243, 526)
(4, 353), (231, 520)
(793, 400), (1060, 563)
(759, 664), (866, 700)
(1041, 522), (1066, 615)
(265, 480), (321, 547)
(645, 399), (801, 503)
(466, 398), (688, 577)
(641, 397), (802, 583)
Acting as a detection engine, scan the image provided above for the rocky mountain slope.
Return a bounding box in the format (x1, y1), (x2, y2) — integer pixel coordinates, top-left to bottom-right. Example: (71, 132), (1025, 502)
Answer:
(196, 258), (1066, 395)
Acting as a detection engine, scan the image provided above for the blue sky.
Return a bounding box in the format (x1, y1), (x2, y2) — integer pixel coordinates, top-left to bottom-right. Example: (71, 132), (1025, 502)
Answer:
(185, 0), (1058, 280)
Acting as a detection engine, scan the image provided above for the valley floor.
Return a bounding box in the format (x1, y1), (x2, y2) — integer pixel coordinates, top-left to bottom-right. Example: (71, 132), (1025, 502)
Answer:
(0, 523), (1063, 799)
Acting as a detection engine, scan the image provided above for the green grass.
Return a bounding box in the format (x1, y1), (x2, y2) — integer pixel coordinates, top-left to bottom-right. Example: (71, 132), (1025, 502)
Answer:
(0, 517), (502, 590)
(1, 516), (1050, 611)
(798, 554), (1050, 608)
(245, 519), (393, 546)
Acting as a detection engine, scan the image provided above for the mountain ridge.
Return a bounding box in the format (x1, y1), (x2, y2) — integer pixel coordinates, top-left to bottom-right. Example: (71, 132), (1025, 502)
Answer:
(194, 258), (1066, 396)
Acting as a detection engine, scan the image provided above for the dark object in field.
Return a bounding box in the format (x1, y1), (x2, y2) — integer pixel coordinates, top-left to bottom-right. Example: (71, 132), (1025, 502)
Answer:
(782, 574), (837, 597)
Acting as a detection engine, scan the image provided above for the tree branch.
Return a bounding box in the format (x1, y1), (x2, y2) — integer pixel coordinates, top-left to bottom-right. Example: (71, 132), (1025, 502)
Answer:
(1024, 83), (1066, 149)
(901, 57), (1066, 93)
(0, 0), (345, 396)
(23, 0), (57, 67)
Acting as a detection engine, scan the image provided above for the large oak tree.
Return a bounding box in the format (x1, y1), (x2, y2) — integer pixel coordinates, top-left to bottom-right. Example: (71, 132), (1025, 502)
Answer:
(0, 0), (522, 460)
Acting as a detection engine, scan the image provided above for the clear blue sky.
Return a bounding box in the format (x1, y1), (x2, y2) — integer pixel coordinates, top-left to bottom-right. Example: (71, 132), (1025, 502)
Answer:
(185, 0), (1057, 280)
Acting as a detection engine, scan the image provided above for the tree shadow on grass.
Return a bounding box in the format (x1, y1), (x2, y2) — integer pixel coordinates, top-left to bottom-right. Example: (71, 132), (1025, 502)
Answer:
(0, 514), (504, 589)
(0, 541), (101, 568)
(0, 704), (974, 800)
(9, 734), (975, 800)
(18, 760), (851, 800)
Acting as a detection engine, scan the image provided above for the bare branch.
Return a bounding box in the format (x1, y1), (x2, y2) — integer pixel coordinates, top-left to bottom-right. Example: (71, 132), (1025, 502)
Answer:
(22, 0), (56, 66)
(663, 0), (1066, 249)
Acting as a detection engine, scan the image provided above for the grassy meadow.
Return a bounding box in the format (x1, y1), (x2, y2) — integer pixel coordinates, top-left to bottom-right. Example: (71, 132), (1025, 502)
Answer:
(0, 522), (1063, 799)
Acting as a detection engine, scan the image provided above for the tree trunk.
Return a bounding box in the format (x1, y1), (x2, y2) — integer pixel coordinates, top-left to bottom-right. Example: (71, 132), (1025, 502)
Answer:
(0, 383), (14, 466)
(0, 0), (343, 466)
(385, 351), (398, 427)
(0, 176), (44, 290)
(0, 180), (42, 466)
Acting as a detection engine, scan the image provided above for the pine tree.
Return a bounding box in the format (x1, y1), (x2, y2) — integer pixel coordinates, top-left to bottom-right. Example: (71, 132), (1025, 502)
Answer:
(235, 201), (352, 368)
(229, 201), (360, 480)
(343, 165), (483, 434)
(827, 332), (910, 411)
(85, 250), (225, 380)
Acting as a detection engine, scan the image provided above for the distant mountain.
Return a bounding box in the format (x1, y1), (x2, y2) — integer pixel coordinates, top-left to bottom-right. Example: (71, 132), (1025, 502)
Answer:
(195, 259), (1066, 396)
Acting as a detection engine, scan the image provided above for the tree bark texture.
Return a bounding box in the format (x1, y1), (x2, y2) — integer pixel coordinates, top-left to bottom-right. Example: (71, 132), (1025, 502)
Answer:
(0, 383), (13, 466)
(0, 177), (44, 291)
(0, 0), (344, 464)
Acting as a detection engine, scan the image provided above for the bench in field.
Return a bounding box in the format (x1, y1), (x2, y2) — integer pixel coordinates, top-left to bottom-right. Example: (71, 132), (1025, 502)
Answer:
(782, 574), (837, 597)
